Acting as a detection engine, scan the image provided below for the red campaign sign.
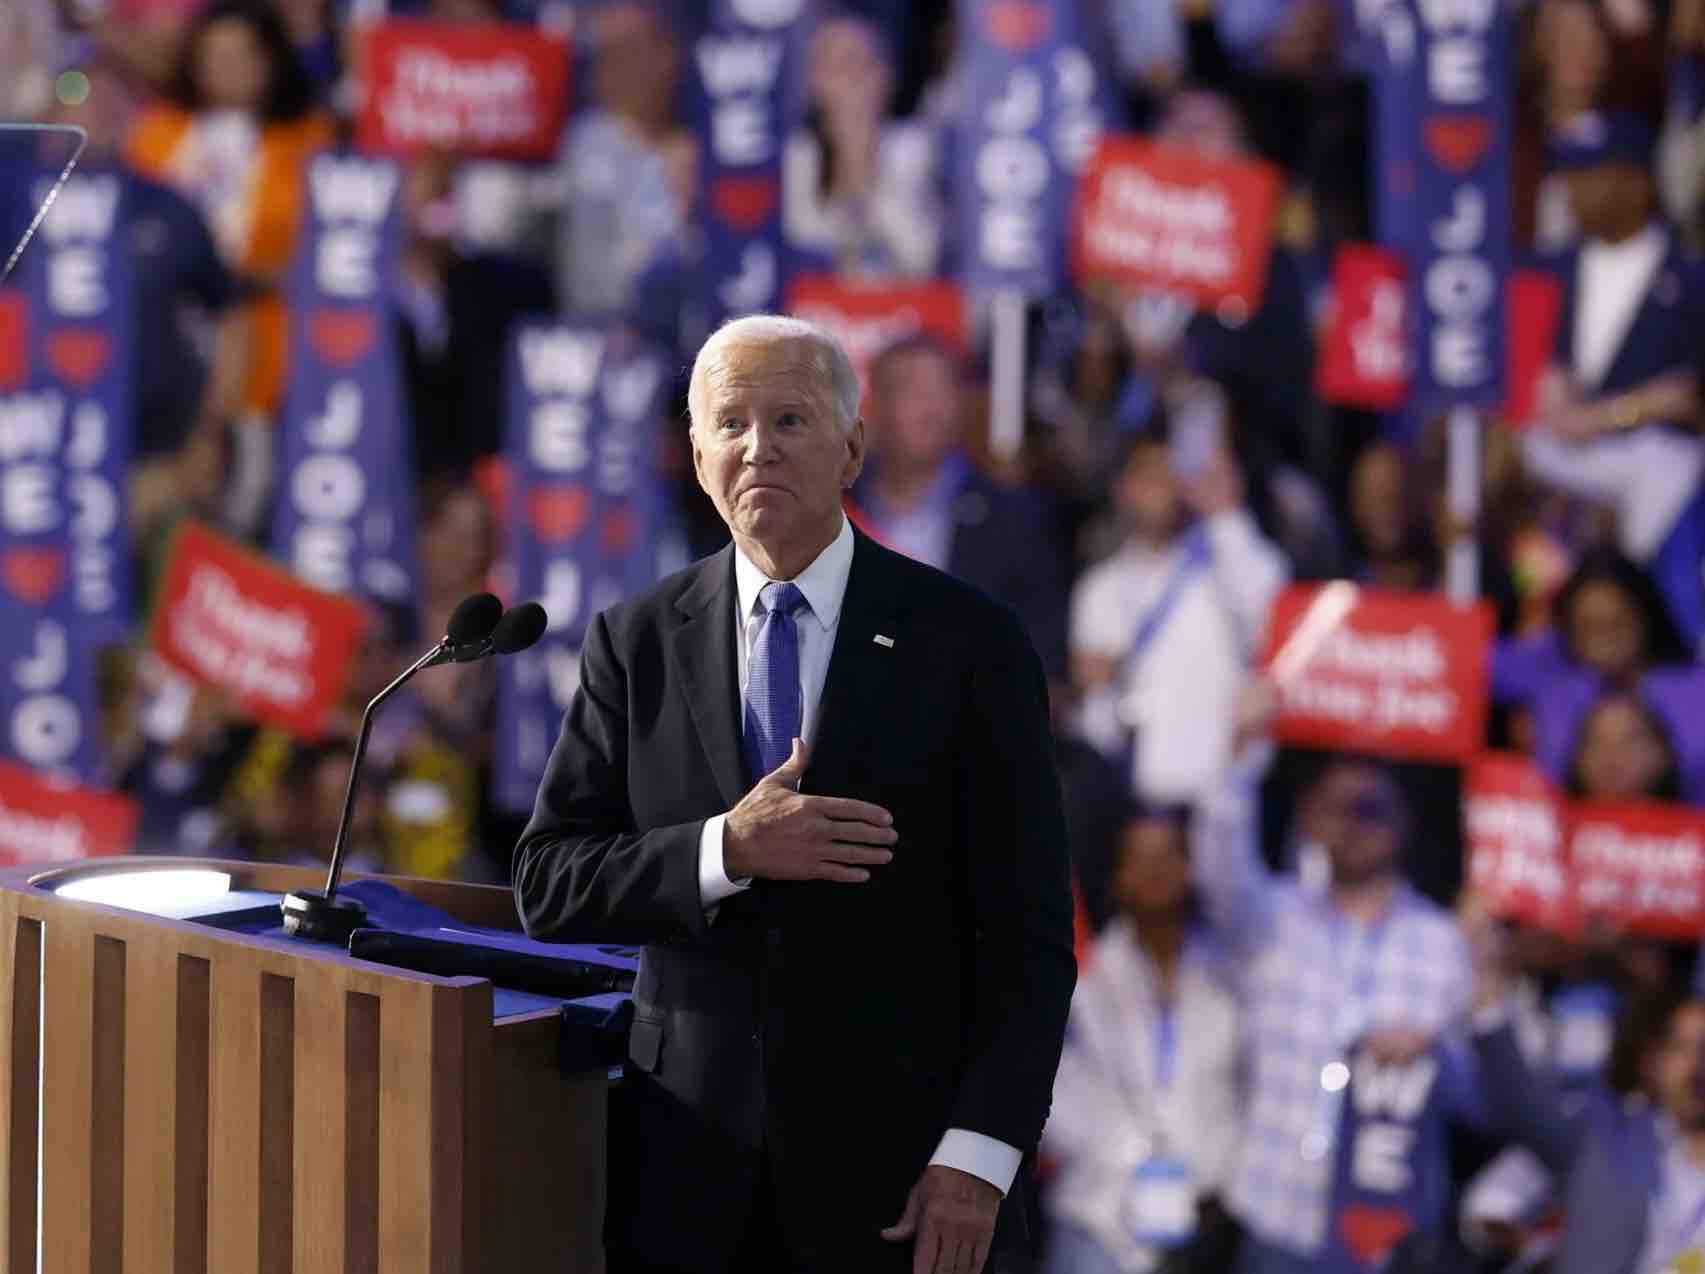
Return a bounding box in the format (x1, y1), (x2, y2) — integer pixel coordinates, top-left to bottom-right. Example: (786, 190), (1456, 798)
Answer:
(1464, 753), (1575, 932)
(784, 276), (967, 390)
(0, 761), (137, 865)
(1071, 135), (1282, 311)
(1569, 801), (1705, 940)
(356, 20), (572, 161)
(0, 291), (25, 392)
(1262, 585), (1494, 764)
(1315, 244), (1408, 412)
(1502, 269), (1563, 429)
(149, 523), (368, 739)
(1311, 254), (1562, 424)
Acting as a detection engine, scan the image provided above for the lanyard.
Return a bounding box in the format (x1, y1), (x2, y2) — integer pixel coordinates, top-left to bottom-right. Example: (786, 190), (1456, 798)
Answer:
(1095, 932), (1189, 1148)
(1308, 900), (1400, 1151)
(1122, 527), (1213, 673)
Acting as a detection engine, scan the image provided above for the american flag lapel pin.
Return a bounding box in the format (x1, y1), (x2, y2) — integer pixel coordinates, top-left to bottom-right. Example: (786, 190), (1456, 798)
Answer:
(873, 634), (894, 648)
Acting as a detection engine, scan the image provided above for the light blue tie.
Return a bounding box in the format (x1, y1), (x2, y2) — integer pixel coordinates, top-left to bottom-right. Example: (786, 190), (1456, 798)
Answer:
(743, 581), (809, 782)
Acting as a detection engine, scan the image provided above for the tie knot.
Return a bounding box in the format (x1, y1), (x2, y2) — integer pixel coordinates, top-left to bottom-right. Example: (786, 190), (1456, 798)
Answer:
(759, 581), (808, 618)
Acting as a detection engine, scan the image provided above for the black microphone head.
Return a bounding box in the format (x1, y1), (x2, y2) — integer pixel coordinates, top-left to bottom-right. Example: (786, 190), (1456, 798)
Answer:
(490, 602), (548, 654)
(445, 593), (503, 646)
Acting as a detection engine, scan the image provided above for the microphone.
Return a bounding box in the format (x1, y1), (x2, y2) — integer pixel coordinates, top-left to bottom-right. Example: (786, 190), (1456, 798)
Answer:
(489, 601), (548, 655)
(280, 592), (525, 943)
(421, 592), (503, 667)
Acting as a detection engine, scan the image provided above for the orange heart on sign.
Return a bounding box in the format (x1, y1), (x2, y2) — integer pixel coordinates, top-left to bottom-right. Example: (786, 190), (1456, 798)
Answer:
(527, 487), (591, 543)
(986, 1), (1052, 51)
(2, 548), (66, 607)
(46, 328), (110, 388)
(1339, 1205), (1415, 1265)
(710, 177), (778, 233)
(1424, 116), (1493, 173)
(309, 309), (376, 366)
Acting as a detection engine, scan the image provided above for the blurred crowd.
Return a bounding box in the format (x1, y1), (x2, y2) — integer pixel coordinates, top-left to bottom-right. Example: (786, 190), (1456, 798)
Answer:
(14, 0), (1705, 1268)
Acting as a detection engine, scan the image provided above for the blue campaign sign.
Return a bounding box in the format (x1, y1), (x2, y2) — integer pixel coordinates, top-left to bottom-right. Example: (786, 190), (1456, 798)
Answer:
(691, 0), (813, 328)
(1371, 0), (1512, 418)
(20, 169), (134, 646)
(495, 322), (671, 812)
(1322, 1039), (1472, 1272)
(0, 168), (137, 783)
(273, 152), (419, 612)
(952, 0), (1118, 296)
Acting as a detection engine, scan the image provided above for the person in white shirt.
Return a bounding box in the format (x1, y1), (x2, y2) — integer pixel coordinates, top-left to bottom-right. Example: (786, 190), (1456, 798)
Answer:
(783, 15), (944, 278)
(1043, 806), (1243, 1274)
(1070, 401), (1288, 805)
(1521, 109), (1705, 649)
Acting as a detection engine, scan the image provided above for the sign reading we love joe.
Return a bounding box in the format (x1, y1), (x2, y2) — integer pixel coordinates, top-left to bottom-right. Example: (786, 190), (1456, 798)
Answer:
(150, 524), (368, 739)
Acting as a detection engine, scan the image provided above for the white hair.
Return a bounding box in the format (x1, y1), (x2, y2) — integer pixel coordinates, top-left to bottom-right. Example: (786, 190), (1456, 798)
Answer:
(687, 314), (861, 435)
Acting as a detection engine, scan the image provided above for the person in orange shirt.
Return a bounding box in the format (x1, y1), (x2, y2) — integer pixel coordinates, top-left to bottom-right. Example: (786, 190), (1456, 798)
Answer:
(126, 0), (334, 531)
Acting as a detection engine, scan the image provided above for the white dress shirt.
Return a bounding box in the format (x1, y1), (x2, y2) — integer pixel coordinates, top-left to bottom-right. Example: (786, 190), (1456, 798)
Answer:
(1573, 222), (1667, 391)
(696, 516), (1023, 1197)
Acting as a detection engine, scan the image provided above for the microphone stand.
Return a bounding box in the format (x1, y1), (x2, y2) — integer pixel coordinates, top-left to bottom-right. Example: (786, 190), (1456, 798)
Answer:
(280, 636), (471, 942)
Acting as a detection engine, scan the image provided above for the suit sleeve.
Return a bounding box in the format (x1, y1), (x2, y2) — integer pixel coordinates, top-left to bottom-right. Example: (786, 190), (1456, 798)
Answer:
(1469, 1019), (1586, 1177)
(948, 606), (1078, 1152)
(512, 610), (712, 945)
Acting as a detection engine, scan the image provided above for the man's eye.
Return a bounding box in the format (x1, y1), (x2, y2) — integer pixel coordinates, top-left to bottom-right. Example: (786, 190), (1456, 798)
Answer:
(718, 418), (742, 432)
(778, 413), (803, 428)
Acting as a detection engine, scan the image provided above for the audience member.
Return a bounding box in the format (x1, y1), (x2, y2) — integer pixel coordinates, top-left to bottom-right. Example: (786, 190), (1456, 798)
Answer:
(124, 0), (333, 532)
(854, 333), (1069, 677)
(1495, 548), (1705, 800)
(1472, 930), (1705, 1274)
(1522, 110), (1705, 648)
(549, 0), (687, 316)
(392, 153), (556, 480)
(1042, 806), (1244, 1274)
(1070, 404), (1286, 805)
(783, 15), (943, 278)
(1192, 683), (1474, 1270)
(1568, 689), (1687, 801)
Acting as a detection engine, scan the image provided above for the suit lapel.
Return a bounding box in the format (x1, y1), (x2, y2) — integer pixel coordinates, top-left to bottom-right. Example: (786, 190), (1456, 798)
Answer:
(1600, 233), (1680, 392)
(807, 530), (903, 785)
(667, 546), (750, 809)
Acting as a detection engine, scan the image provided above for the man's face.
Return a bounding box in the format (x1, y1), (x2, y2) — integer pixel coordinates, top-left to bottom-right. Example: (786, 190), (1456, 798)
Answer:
(871, 348), (960, 473)
(1116, 442), (1183, 540)
(1654, 1003), (1705, 1130)
(1565, 162), (1652, 239)
(1315, 764), (1404, 887)
(1113, 817), (1191, 918)
(692, 338), (864, 558)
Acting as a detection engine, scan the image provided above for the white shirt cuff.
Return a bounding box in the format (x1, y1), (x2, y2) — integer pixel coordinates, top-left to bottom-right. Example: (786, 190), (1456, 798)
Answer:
(929, 1129), (1022, 1197)
(697, 814), (750, 909)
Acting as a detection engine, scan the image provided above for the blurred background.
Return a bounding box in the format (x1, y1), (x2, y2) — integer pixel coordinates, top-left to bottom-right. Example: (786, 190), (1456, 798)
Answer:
(11, 0), (1705, 1268)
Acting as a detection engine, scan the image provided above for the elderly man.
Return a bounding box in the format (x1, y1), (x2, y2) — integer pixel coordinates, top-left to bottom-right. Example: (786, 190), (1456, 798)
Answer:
(513, 316), (1076, 1274)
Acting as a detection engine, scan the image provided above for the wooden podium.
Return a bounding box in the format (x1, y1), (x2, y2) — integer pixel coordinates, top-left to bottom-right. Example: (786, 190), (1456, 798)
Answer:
(0, 857), (607, 1274)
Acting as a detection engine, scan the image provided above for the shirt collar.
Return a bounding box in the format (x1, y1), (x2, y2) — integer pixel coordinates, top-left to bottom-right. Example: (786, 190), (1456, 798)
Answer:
(733, 515), (854, 633)
(1584, 220), (1667, 264)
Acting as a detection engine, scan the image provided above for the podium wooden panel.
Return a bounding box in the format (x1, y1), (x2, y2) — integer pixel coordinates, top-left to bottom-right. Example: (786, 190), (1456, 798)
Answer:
(0, 858), (606, 1274)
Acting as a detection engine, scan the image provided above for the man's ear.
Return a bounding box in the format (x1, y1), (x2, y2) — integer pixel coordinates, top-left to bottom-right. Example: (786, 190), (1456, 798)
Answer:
(843, 417), (867, 487)
(688, 427), (710, 494)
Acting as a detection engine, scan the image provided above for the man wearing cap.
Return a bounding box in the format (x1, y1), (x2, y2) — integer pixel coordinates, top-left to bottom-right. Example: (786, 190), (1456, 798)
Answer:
(513, 315), (1075, 1274)
(1525, 109), (1705, 648)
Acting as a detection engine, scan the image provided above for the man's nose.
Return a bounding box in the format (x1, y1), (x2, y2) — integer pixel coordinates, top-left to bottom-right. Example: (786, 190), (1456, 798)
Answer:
(742, 420), (781, 463)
